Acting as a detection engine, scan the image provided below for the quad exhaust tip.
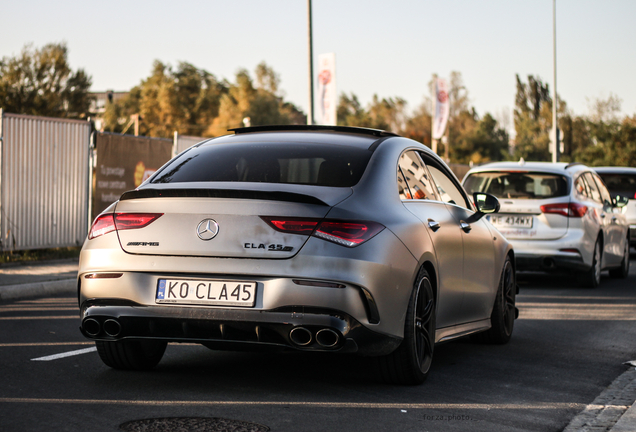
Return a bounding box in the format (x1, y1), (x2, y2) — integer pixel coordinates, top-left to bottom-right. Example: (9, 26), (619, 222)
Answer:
(83, 318), (101, 337)
(83, 318), (122, 337)
(103, 319), (122, 337)
(289, 327), (312, 346)
(316, 329), (339, 347)
(289, 327), (340, 348)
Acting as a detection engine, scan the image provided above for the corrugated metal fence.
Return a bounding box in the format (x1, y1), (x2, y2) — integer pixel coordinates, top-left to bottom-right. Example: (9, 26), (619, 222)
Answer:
(0, 111), (91, 251)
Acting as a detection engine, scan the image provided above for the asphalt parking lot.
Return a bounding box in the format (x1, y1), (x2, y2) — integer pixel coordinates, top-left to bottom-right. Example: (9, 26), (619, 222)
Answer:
(1, 259), (636, 431)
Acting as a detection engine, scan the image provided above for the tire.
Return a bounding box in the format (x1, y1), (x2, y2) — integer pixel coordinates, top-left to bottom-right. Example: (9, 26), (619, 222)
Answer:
(472, 255), (516, 345)
(580, 238), (602, 288)
(376, 267), (435, 385)
(609, 238), (630, 279)
(95, 339), (167, 370)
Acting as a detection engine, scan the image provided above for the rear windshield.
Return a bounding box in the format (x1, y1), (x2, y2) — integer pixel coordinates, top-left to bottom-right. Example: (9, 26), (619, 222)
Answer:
(597, 173), (636, 199)
(151, 142), (372, 187)
(463, 171), (569, 199)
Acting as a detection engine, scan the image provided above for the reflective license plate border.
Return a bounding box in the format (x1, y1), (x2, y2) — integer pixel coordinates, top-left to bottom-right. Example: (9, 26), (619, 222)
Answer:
(156, 278), (257, 307)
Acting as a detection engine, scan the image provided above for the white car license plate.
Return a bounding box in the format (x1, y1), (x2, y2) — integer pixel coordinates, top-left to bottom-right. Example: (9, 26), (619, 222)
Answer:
(489, 215), (533, 229)
(156, 279), (256, 307)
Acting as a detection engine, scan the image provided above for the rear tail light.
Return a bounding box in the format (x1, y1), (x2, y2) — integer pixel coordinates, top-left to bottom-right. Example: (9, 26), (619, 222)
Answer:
(113, 213), (163, 230)
(314, 221), (385, 247)
(88, 213), (163, 239)
(261, 217), (385, 248)
(260, 217), (319, 235)
(540, 202), (587, 218)
(88, 214), (116, 239)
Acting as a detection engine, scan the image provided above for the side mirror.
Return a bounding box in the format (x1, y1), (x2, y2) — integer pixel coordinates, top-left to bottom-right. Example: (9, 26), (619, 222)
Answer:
(614, 195), (629, 208)
(473, 192), (501, 214)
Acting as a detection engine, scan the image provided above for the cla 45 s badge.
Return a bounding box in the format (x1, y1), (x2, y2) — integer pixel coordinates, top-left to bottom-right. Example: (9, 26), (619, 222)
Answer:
(244, 243), (293, 252)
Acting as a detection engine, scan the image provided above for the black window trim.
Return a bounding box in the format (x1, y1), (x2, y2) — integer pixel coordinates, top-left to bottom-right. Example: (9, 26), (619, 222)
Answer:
(418, 151), (472, 210)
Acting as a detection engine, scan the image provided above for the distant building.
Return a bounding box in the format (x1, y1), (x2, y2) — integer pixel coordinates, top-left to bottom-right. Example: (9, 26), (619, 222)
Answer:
(89, 90), (129, 131)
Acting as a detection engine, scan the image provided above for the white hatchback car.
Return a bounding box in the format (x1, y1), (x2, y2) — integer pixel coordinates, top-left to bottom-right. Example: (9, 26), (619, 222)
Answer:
(463, 161), (630, 287)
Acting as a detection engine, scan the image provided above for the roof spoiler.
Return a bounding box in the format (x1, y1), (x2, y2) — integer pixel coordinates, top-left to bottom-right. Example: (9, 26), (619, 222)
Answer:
(228, 124), (399, 138)
(565, 162), (584, 169)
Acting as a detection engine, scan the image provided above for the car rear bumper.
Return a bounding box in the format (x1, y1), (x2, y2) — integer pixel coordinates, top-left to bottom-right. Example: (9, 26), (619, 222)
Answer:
(509, 229), (593, 272)
(79, 300), (402, 356)
(515, 253), (588, 272)
(78, 228), (418, 340)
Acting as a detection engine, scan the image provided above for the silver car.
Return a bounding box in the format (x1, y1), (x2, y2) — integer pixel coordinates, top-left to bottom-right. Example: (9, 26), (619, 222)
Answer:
(78, 125), (515, 385)
(463, 161), (630, 288)
(594, 167), (636, 248)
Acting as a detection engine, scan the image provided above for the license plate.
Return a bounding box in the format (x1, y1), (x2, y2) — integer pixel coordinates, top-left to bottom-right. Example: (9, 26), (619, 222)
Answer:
(156, 279), (256, 307)
(488, 215), (533, 229)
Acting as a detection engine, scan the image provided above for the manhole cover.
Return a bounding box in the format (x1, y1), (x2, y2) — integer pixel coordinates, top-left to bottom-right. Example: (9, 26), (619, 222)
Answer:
(119, 417), (270, 432)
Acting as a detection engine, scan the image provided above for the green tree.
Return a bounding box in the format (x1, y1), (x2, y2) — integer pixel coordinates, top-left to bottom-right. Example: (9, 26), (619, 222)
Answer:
(337, 92), (369, 126)
(428, 71), (509, 163)
(207, 63), (305, 136)
(104, 61), (228, 137)
(567, 95), (636, 167)
(513, 74), (554, 161)
(452, 112), (509, 164)
(0, 42), (92, 118)
(402, 100), (432, 147)
(336, 92), (406, 133)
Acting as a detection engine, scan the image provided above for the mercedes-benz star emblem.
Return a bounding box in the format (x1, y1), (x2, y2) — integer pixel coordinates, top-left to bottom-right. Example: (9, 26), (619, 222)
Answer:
(196, 219), (219, 241)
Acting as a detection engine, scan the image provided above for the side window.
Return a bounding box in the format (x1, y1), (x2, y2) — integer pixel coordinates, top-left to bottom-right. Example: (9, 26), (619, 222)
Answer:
(583, 173), (602, 203)
(592, 173), (613, 207)
(423, 157), (470, 209)
(397, 151), (437, 200)
(574, 176), (589, 198)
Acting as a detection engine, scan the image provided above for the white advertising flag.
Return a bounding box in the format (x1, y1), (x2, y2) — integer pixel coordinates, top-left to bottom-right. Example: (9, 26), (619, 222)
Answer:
(432, 78), (450, 139)
(317, 53), (337, 125)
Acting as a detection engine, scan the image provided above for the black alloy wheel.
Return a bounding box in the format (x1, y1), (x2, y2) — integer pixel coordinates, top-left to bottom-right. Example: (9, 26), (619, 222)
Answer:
(473, 255), (516, 344)
(377, 267), (435, 385)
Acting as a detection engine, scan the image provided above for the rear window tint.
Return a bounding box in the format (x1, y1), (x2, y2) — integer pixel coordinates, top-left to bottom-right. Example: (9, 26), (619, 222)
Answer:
(597, 173), (636, 199)
(464, 172), (568, 199)
(151, 142), (372, 187)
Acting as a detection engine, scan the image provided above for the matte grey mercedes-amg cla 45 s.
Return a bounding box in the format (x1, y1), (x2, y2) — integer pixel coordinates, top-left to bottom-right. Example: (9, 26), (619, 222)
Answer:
(78, 125), (516, 384)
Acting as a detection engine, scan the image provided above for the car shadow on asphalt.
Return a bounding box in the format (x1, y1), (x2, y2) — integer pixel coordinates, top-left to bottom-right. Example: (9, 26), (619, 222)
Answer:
(88, 339), (489, 398)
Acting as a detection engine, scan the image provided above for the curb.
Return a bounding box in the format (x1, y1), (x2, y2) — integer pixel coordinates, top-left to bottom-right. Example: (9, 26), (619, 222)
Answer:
(0, 279), (76, 301)
(611, 403), (636, 432)
(563, 366), (636, 432)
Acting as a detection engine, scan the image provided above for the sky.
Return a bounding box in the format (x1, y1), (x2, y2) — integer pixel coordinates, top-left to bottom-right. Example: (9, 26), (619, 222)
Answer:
(1, 0), (635, 131)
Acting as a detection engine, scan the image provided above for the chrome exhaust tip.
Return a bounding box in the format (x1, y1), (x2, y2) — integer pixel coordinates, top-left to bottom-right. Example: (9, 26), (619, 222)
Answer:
(289, 327), (312, 346)
(103, 319), (122, 337)
(315, 328), (339, 348)
(83, 318), (101, 337)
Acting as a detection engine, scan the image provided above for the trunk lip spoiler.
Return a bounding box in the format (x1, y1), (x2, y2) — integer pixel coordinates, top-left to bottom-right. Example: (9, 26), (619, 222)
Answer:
(119, 188), (331, 206)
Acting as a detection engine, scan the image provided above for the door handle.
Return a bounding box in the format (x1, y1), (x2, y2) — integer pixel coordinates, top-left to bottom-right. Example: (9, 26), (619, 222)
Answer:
(428, 220), (440, 232)
(460, 221), (471, 232)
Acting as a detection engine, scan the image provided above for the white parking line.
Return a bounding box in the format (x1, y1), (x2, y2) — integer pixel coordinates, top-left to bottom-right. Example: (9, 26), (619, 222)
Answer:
(31, 347), (97, 361)
(0, 397), (587, 410)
